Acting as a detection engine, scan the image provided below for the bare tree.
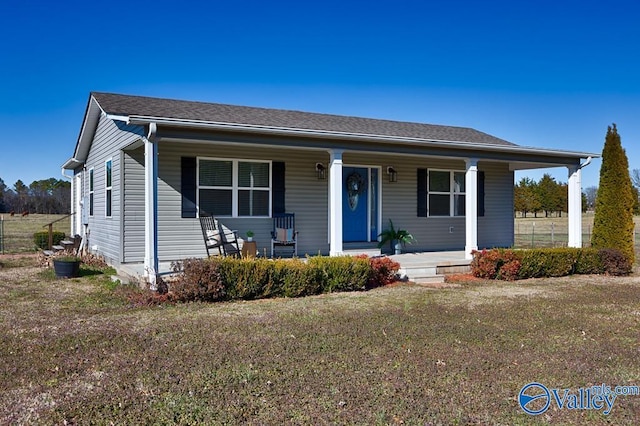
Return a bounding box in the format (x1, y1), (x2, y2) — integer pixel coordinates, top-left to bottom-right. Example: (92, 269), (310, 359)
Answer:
(584, 186), (598, 210)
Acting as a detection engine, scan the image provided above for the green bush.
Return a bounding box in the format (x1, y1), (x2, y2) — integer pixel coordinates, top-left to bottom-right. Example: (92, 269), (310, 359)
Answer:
(215, 257), (274, 300)
(471, 247), (632, 281)
(276, 259), (322, 298)
(517, 248), (581, 279)
(308, 256), (371, 292)
(33, 231), (65, 250)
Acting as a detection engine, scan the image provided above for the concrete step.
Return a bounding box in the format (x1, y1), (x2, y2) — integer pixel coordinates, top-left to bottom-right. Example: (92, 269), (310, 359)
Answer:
(412, 275), (446, 285)
(399, 266), (438, 278)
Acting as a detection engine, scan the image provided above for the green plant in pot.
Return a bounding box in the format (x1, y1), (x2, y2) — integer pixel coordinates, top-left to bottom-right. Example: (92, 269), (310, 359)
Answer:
(377, 220), (415, 254)
(53, 255), (81, 278)
(246, 230), (254, 242)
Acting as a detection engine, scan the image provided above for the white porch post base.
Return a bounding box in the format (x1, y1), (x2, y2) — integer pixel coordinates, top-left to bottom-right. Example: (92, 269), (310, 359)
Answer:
(144, 136), (159, 289)
(465, 159), (478, 260)
(567, 165), (582, 248)
(329, 150), (343, 256)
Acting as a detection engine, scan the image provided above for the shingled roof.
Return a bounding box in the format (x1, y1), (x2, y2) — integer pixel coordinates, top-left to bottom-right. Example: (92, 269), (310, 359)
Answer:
(91, 92), (516, 147)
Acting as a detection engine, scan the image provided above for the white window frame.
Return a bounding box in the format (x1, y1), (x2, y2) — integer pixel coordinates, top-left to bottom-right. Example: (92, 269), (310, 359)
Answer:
(88, 167), (94, 217)
(427, 169), (466, 217)
(105, 159), (113, 218)
(197, 157), (272, 218)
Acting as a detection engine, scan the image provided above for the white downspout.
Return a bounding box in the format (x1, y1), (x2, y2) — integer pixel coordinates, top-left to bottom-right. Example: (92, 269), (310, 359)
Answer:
(465, 159), (478, 259)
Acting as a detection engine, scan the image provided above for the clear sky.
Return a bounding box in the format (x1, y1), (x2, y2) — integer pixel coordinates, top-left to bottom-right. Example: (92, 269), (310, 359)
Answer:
(1, 0), (639, 190)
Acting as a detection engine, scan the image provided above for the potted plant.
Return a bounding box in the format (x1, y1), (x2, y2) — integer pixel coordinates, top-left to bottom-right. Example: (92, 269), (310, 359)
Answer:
(53, 255), (81, 278)
(246, 230), (254, 242)
(377, 220), (415, 254)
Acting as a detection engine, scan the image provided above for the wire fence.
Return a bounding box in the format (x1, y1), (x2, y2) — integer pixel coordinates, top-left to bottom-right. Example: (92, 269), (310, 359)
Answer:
(0, 214), (69, 254)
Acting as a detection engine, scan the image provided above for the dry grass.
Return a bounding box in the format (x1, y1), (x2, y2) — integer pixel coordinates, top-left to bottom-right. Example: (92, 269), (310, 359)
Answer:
(1, 256), (640, 424)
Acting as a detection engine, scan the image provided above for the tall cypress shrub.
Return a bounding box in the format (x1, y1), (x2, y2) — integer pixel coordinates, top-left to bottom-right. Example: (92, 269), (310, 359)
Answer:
(591, 124), (635, 264)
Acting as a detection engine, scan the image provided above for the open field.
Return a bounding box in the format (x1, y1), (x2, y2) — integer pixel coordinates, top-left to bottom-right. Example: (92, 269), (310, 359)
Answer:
(1, 256), (640, 424)
(514, 213), (640, 249)
(0, 214), (70, 253)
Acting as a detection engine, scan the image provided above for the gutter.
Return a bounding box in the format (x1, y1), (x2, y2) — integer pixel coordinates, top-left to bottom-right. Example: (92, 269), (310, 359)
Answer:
(125, 115), (599, 160)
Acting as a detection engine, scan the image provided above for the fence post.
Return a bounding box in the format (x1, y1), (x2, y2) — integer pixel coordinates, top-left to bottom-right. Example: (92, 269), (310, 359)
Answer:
(0, 215), (3, 254)
(551, 222), (555, 247)
(532, 222), (535, 248)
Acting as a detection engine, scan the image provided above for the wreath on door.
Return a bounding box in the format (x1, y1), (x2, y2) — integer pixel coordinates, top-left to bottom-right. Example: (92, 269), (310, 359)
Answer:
(346, 172), (366, 211)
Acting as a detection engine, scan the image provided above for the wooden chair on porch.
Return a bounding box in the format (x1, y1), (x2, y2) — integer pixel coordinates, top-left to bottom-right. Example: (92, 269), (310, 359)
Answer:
(199, 215), (241, 257)
(271, 213), (298, 257)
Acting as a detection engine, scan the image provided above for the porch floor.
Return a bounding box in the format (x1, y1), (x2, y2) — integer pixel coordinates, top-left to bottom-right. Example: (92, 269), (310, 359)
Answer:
(115, 250), (471, 286)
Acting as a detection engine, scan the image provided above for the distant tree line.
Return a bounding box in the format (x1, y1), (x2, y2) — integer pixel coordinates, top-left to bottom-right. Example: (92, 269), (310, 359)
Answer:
(0, 177), (71, 214)
(515, 170), (640, 218)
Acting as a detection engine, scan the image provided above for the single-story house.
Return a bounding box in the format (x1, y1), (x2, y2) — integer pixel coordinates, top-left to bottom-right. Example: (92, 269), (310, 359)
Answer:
(63, 92), (597, 286)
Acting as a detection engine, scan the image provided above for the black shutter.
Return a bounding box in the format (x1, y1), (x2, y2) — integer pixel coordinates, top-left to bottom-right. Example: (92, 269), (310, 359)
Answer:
(477, 171), (485, 217)
(417, 168), (427, 217)
(272, 161), (285, 215)
(181, 157), (197, 218)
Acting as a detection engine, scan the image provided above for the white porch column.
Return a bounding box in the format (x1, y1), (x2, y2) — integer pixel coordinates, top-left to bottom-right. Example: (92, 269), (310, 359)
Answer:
(465, 159), (478, 259)
(144, 134), (159, 289)
(567, 165), (582, 248)
(329, 149), (343, 256)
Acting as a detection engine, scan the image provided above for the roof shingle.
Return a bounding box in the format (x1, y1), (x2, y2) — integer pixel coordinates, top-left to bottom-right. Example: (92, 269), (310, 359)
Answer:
(92, 92), (516, 146)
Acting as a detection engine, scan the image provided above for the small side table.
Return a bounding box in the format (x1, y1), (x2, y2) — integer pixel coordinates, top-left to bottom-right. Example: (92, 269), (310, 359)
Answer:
(242, 241), (257, 257)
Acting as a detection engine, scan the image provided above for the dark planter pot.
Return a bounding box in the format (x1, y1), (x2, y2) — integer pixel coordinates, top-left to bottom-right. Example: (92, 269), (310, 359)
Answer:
(53, 259), (80, 278)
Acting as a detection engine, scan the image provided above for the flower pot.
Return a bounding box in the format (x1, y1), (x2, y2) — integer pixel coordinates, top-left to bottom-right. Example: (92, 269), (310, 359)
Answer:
(394, 242), (402, 255)
(247, 237), (253, 242)
(53, 259), (80, 278)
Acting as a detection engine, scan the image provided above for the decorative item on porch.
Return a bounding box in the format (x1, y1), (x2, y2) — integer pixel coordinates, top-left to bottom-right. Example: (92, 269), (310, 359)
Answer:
(246, 230), (254, 242)
(346, 171), (366, 211)
(53, 255), (81, 278)
(377, 219), (415, 255)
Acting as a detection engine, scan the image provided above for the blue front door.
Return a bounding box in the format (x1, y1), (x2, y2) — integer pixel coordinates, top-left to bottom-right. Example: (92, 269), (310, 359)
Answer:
(343, 167), (369, 242)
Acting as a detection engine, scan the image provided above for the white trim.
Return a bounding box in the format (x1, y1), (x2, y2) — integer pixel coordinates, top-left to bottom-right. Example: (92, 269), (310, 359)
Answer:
(105, 159), (113, 218)
(567, 166), (582, 248)
(143, 139), (158, 289)
(196, 157), (272, 218)
(127, 115), (596, 160)
(329, 150), (344, 256)
(465, 159), (478, 259)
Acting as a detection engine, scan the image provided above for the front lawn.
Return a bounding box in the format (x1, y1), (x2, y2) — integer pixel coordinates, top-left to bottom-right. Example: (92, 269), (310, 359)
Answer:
(1, 255), (639, 424)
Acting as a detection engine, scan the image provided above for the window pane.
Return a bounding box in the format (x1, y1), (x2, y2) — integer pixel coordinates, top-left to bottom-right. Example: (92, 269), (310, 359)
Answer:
(429, 171), (450, 192)
(238, 162), (269, 188)
(106, 161), (112, 187)
(89, 170), (94, 191)
(106, 189), (112, 217)
(429, 194), (450, 216)
(89, 193), (94, 216)
(199, 189), (232, 216)
(238, 190), (269, 216)
(199, 160), (232, 187)
(454, 194), (465, 216)
(453, 172), (465, 193)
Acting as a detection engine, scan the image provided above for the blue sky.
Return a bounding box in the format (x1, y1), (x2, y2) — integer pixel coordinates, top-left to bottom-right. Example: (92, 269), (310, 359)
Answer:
(1, 0), (639, 190)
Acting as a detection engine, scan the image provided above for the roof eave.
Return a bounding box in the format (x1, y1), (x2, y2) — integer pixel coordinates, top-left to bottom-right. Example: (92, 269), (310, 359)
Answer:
(126, 115), (599, 161)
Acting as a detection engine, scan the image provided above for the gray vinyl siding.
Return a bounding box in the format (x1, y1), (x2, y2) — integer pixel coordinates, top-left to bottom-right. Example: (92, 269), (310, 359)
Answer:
(82, 115), (144, 265)
(155, 143), (329, 261)
(123, 147), (145, 262)
(147, 143), (514, 262)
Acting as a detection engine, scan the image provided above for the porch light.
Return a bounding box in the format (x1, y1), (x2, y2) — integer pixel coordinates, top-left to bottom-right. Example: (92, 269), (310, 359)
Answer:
(387, 166), (397, 182)
(315, 163), (326, 180)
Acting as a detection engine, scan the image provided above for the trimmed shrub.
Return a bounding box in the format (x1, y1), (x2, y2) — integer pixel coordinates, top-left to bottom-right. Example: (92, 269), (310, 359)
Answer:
(276, 259), (323, 298)
(169, 259), (225, 302)
(367, 256), (401, 288)
(517, 248), (581, 279)
(599, 248), (632, 276)
(33, 231), (65, 250)
(471, 247), (632, 280)
(574, 248), (604, 275)
(470, 249), (520, 280)
(307, 256), (372, 292)
(215, 257), (274, 300)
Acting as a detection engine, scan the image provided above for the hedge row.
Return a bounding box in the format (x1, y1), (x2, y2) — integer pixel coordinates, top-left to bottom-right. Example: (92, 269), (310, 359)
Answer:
(471, 247), (632, 281)
(166, 255), (400, 302)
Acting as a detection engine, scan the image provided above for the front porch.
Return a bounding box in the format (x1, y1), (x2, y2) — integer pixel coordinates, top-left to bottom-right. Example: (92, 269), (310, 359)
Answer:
(115, 250), (470, 286)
